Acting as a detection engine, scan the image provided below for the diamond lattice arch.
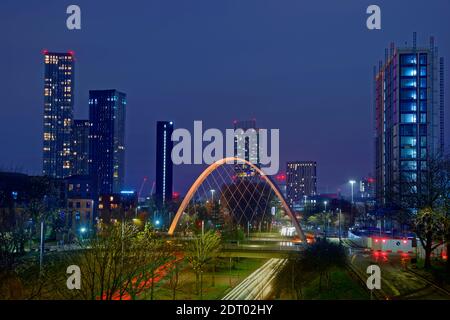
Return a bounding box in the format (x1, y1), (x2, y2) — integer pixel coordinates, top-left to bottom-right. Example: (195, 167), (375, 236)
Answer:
(168, 157), (306, 242)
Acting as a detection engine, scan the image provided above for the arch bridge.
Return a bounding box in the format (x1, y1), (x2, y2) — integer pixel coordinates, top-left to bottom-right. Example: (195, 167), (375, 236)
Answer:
(168, 157), (306, 243)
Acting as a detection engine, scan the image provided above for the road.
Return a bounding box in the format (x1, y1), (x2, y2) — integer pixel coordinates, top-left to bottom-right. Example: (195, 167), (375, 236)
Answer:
(344, 239), (450, 300)
(222, 258), (286, 300)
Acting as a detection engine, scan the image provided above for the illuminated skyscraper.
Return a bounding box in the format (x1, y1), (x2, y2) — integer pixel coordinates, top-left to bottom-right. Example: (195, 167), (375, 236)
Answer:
(286, 161), (317, 206)
(233, 119), (260, 178)
(89, 90), (126, 195)
(155, 121), (173, 207)
(42, 51), (75, 178)
(374, 35), (445, 204)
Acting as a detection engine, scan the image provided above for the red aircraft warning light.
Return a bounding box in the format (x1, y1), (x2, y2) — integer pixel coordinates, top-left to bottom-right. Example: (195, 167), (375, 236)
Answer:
(275, 173), (286, 182)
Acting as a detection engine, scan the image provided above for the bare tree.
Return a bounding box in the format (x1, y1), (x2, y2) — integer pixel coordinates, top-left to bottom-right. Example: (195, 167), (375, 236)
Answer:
(413, 207), (445, 269)
(184, 230), (222, 299)
(167, 257), (184, 300)
(387, 155), (450, 269)
(123, 225), (174, 300)
(44, 222), (140, 300)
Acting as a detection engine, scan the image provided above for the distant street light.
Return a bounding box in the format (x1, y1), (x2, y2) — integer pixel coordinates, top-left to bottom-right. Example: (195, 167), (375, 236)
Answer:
(210, 189), (216, 201)
(323, 200), (328, 213)
(349, 180), (356, 203)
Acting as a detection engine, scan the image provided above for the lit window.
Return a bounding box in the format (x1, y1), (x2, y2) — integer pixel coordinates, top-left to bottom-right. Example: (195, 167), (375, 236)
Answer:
(401, 114), (416, 123)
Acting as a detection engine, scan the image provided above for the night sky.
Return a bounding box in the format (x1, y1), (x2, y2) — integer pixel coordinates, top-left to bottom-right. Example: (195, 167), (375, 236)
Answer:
(1, 0), (449, 197)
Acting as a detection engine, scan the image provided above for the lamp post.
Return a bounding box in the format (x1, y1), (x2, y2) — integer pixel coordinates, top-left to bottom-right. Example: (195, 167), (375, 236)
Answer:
(349, 180), (356, 203)
(303, 195), (308, 215)
(210, 189), (215, 202)
(338, 208), (342, 243)
(39, 220), (44, 274)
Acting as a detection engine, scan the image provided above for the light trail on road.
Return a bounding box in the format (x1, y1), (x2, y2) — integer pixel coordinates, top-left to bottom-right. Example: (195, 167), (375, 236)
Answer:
(222, 258), (286, 300)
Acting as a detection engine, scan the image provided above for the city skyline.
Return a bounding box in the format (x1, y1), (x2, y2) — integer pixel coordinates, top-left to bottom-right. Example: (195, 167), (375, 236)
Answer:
(2, 0), (450, 304)
(1, 0), (450, 197)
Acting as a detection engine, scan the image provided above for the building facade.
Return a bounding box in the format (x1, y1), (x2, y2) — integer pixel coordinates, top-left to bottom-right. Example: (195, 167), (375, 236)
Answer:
(286, 161), (317, 207)
(89, 90), (126, 195)
(358, 177), (375, 199)
(233, 119), (260, 178)
(155, 121), (173, 207)
(97, 191), (138, 224)
(375, 36), (445, 205)
(42, 51), (75, 178)
(72, 120), (90, 176)
(67, 198), (94, 235)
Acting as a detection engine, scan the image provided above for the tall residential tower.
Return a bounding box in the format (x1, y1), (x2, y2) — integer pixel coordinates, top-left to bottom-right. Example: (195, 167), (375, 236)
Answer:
(374, 35), (445, 205)
(42, 51), (75, 178)
(286, 161), (317, 207)
(233, 119), (260, 178)
(155, 121), (174, 207)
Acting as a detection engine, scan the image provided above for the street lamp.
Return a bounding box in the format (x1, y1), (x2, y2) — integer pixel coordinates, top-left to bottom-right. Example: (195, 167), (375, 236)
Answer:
(80, 227), (87, 242)
(323, 201), (329, 237)
(349, 180), (356, 203)
(338, 208), (342, 243)
(210, 189), (215, 201)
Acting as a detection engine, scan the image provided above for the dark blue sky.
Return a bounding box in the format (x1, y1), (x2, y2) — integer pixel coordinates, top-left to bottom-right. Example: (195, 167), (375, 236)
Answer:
(1, 0), (449, 197)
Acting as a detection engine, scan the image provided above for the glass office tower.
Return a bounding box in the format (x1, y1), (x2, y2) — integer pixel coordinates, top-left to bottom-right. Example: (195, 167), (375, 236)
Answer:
(89, 90), (126, 195)
(72, 120), (90, 176)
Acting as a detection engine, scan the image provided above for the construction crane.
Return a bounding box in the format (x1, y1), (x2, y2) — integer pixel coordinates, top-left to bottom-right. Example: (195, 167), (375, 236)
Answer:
(138, 177), (148, 199)
(150, 180), (156, 195)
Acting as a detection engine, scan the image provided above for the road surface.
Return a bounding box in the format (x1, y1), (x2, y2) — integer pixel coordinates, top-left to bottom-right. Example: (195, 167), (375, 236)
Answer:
(344, 239), (450, 300)
(222, 258), (286, 300)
